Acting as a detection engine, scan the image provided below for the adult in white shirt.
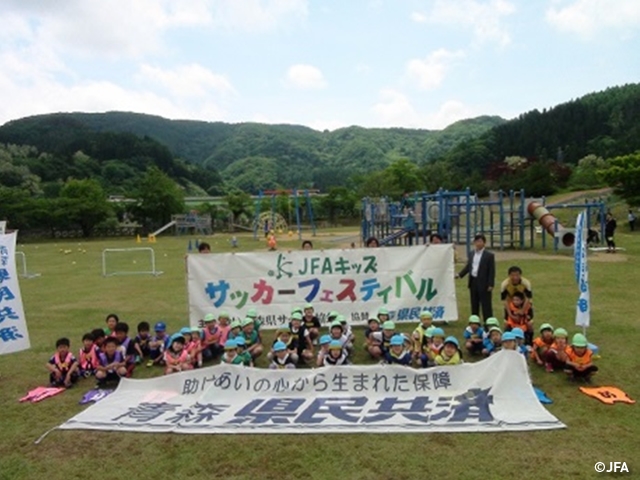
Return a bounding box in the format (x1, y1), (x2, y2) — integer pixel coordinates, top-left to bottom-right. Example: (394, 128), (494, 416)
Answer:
(456, 234), (496, 323)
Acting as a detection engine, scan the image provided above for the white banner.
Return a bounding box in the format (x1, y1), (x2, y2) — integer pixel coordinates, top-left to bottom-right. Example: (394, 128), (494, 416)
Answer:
(58, 351), (564, 434)
(574, 211), (590, 328)
(187, 245), (458, 328)
(0, 232), (31, 354)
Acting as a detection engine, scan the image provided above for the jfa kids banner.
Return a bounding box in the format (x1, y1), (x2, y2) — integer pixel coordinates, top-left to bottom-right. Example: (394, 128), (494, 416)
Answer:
(0, 232), (31, 355)
(187, 244), (458, 328)
(574, 211), (590, 328)
(58, 351), (564, 434)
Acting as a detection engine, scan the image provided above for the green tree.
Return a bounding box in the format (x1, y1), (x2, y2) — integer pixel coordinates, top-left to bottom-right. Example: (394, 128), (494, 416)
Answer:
(599, 151), (640, 205)
(132, 167), (185, 230)
(320, 187), (358, 225)
(224, 190), (253, 219)
(58, 179), (113, 236)
(568, 154), (607, 190)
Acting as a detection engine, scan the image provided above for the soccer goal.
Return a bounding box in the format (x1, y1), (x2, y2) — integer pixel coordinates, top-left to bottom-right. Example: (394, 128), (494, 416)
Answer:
(15, 251), (41, 279)
(101, 248), (163, 277)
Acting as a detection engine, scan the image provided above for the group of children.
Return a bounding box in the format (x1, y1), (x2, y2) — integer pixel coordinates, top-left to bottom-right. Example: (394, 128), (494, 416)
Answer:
(47, 302), (597, 389)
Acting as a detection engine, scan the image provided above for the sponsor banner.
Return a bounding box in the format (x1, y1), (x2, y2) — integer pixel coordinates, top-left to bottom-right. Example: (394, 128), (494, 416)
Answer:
(59, 351), (564, 434)
(187, 245), (457, 328)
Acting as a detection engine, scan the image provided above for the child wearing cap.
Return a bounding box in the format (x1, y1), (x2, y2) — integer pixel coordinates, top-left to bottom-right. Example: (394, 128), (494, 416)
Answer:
(289, 312), (314, 363)
(543, 328), (569, 372)
(372, 320), (397, 358)
(482, 327), (502, 356)
(329, 320), (349, 347)
(383, 334), (412, 366)
(412, 311), (433, 362)
(228, 320), (242, 341)
(269, 341), (297, 369)
(316, 335), (332, 367)
(377, 307), (390, 323)
(164, 335), (192, 375)
(511, 327), (528, 358)
(531, 323), (554, 367)
(221, 339), (244, 365)
(47, 337), (79, 388)
(483, 318), (500, 342)
(202, 313), (222, 361)
(337, 315), (355, 353)
(148, 321), (169, 367)
(501, 332), (517, 351)
(564, 333), (597, 383)
(268, 326), (299, 364)
(434, 336), (463, 366)
(245, 307), (262, 339)
(323, 340), (349, 366)
(464, 315), (485, 356)
(188, 328), (203, 368)
(425, 327), (446, 363)
(364, 317), (383, 359)
(234, 337), (253, 367)
(303, 303), (321, 343)
(217, 312), (232, 346)
(241, 318), (263, 360)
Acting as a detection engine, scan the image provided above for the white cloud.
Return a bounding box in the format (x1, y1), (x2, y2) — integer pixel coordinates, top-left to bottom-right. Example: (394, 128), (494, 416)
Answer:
(428, 100), (477, 129)
(1, 0), (308, 60)
(285, 64), (327, 89)
(371, 89), (477, 129)
(410, 12), (428, 23)
(136, 64), (236, 98)
(406, 49), (465, 90)
(371, 89), (420, 126)
(546, 0), (640, 37)
(209, 0), (308, 32)
(424, 0), (516, 47)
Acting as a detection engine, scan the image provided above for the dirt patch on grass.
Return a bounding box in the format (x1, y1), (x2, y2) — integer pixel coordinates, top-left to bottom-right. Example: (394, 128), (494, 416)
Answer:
(494, 249), (627, 263)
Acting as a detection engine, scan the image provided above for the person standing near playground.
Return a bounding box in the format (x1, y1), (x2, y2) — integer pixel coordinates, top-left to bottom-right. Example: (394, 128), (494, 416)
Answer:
(456, 233), (495, 322)
(500, 266), (533, 343)
(628, 209), (636, 232)
(605, 213), (617, 253)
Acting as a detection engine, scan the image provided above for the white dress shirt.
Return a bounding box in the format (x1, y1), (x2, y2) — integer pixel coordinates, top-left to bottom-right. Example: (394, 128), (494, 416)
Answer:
(471, 248), (484, 277)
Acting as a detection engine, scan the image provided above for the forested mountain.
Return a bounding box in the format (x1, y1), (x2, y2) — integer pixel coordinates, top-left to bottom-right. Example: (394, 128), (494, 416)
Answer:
(0, 82), (639, 199)
(0, 112), (504, 192)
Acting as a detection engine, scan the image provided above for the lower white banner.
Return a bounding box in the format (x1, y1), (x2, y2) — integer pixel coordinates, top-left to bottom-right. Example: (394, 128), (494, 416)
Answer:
(59, 351), (564, 434)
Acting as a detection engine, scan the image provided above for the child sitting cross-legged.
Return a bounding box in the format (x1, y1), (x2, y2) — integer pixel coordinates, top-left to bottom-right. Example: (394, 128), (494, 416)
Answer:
(95, 337), (127, 387)
(564, 333), (598, 383)
(164, 334), (192, 375)
(47, 337), (79, 388)
(221, 339), (243, 365)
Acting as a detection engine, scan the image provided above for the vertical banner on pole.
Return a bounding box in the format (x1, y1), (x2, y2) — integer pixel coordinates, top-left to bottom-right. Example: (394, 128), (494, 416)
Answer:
(574, 211), (590, 328)
(0, 232), (31, 354)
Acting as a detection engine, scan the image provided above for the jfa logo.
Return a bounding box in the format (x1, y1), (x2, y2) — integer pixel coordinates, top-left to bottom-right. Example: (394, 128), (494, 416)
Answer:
(595, 462), (629, 473)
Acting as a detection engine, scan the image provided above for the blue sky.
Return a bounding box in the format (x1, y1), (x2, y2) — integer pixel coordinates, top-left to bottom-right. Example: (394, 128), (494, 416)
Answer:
(1, 0), (638, 130)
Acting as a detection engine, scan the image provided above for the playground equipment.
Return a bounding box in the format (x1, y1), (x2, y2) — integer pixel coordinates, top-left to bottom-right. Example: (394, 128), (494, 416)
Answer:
(151, 213), (212, 238)
(527, 202), (574, 247)
(253, 189), (316, 241)
(101, 248), (163, 277)
(362, 189), (606, 253)
(15, 251), (41, 278)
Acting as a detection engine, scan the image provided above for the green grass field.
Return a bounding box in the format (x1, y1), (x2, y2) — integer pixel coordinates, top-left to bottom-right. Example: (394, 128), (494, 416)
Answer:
(1, 228), (638, 480)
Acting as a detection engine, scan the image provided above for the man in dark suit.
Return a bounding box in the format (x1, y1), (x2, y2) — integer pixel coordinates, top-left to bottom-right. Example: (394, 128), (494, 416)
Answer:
(456, 233), (495, 321)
